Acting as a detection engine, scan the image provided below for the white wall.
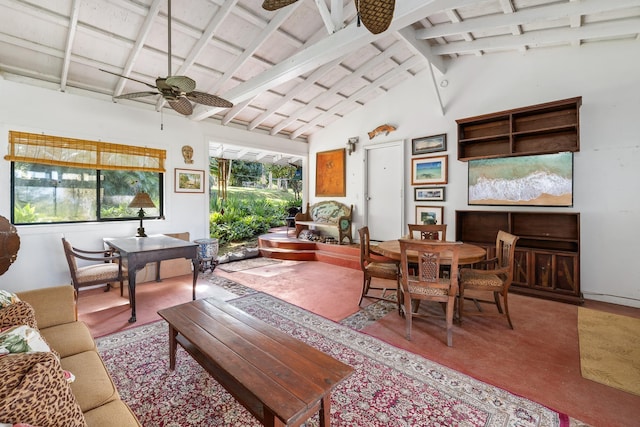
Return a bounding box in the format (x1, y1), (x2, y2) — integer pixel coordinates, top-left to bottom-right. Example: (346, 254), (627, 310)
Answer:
(0, 78), (306, 292)
(309, 40), (640, 308)
(2, 40), (639, 307)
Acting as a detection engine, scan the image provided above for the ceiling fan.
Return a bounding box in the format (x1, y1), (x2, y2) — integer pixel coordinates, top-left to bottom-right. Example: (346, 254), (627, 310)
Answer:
(100, 0), (232, 116)
(262, 0), (395, 35)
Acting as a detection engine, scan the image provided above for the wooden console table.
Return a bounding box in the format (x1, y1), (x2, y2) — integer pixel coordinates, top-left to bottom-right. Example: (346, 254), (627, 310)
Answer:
(105, 235), (199, 323)
(158, 298), (354, 427)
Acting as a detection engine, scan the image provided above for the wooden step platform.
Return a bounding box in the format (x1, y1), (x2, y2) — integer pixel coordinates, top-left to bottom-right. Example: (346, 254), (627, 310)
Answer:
(259, 229), (360, 270)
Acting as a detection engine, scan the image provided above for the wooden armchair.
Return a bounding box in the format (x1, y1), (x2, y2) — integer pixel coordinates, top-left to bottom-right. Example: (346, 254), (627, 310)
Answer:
(61, 237), (128, 297)
(358, 226), (400, 306)
(398, 239), (461, 346)
(408, 224), (447, 241)
(459, 230), (520, 329)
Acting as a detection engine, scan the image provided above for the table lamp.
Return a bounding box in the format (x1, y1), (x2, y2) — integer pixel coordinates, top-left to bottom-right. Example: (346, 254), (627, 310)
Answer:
(128, 192), (156, 237)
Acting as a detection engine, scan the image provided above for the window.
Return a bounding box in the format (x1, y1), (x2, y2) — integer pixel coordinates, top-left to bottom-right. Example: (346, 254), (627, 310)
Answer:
(5, 131), (166, 225)
(11, 163), (162, 224)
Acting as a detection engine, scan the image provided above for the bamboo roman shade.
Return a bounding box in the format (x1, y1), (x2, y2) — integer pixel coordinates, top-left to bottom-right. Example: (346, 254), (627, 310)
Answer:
(5, 131), (166, 173)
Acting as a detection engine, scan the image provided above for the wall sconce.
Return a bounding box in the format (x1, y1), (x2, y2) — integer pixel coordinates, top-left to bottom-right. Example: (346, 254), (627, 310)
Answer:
(128, 192), (156, 237)
(347, 137), (359, 155)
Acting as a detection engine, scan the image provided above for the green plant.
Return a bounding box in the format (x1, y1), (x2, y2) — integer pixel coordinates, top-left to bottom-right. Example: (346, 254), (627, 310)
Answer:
(14, 203), (39, 223)
(209, 187), (294, 245)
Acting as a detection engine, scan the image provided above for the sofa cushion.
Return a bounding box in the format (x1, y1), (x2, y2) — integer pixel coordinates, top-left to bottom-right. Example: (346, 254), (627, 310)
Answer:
(0, 301), (38, 329)
(0, 352), (87, 427)
(40, 322), (96, 358)
(16, 286), (77, 329)
(61, 351), (119, 412)
(83, 400), (142, 427)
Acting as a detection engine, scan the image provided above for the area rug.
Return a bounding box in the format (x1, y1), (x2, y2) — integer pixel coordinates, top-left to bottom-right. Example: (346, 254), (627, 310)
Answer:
(578, 307), (640, 396)
(217, 257), (282, 272)
(97, 292), (580, 427)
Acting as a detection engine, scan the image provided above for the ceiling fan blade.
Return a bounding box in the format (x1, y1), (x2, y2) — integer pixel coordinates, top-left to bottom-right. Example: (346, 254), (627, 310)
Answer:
(186, 91), (233, 108)
(114, 91), (159, 100)
(356, 0), (395, 35)
(262, 0), (298, 11)
(165, 76), (196, 93)
(168, 97), (193, 116)
(99, 68), (158, 90)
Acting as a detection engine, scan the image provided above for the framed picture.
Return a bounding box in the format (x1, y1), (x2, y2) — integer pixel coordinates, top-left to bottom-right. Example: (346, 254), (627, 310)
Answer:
(414, 186), (445, 201)
(175, 168), (205, 193)
(412, 133), (446, 155)
(415, 205), (443, 225)
(316, 148), (346, 197)
(411, 155), (448, 185)
(468, 152), (573, 206)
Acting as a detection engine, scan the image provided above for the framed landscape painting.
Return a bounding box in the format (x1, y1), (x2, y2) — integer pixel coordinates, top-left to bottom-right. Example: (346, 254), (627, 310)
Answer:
(411, 155), (448, 185)
(415, 206), (443, 225)
(316, 148), (346, 197)
(175, 168), (204, 193)
(468, 152), (573, 206)
(412, 133), (446, 155)
(414, 187), (445, 201)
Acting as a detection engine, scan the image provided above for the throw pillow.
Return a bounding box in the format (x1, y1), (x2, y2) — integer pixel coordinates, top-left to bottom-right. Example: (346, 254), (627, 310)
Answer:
(0, 352), (87, 427)
(0, 301), (38, 329)
(0, 325), (52, 356)
(0, 290), (19, 309)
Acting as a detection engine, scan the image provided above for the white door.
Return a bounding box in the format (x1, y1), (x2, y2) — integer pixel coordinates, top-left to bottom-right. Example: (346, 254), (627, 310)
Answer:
(365, 141), (404, 241)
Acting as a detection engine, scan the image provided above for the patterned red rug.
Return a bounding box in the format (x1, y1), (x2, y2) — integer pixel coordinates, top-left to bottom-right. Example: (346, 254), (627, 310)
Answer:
(96, 292), (579, 426)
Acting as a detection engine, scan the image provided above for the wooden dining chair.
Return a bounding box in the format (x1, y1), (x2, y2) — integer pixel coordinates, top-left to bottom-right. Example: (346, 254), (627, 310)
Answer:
(458, 230), (520, 329)
(398, 238), (461, 346)
(358, 226), (400, 306)
(408, 224), (447, 241)
(61, 237), (128, 297)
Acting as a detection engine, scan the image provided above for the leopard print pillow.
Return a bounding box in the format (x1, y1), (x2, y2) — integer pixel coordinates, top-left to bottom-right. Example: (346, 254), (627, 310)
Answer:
(0, 352), (87, 427)
(0, 301), (38, 330)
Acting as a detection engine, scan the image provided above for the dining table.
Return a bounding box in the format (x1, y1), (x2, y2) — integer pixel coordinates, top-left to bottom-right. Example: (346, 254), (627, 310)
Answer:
(375, 238), (486, 266)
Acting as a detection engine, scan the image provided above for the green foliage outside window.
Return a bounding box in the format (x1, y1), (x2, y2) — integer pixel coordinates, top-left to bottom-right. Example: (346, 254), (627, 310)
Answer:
(11, 162), (162, 224)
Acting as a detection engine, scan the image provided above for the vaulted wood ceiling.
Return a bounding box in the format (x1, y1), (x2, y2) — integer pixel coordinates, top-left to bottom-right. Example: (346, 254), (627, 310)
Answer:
(1, 0), (638, 144)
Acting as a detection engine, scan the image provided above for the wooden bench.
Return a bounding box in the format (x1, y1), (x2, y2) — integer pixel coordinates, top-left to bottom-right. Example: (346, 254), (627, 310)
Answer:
(294, 201), (353, 244)
(158, 298), (353, 427)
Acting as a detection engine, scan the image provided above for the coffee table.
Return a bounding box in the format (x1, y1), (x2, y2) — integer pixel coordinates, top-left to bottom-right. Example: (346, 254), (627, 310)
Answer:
(157, 298), (354, 427)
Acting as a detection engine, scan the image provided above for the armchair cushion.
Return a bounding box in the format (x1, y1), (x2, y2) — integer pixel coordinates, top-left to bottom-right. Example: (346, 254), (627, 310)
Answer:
(459, 269), (503, 289)
(75, 263), (122, 283)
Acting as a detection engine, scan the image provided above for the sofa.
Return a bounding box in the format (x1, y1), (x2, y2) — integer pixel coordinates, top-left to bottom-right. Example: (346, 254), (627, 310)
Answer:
(1, 286), (140, 427)
(294, 200), (353, 244)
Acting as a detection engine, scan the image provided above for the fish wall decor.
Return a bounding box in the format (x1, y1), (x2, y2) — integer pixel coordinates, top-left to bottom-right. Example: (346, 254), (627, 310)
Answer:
(368, 124), (396, 139)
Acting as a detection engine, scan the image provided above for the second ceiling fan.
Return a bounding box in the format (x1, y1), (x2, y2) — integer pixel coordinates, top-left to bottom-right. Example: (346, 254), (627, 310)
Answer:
(102, 0), (233, 116)
(262, 0), (395, 35)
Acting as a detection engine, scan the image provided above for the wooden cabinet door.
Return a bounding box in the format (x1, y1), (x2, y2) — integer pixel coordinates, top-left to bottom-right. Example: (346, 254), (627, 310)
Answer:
(532, 251), (579, 296)
(513, 249), (530, 287)
(554, 254), (579, 295)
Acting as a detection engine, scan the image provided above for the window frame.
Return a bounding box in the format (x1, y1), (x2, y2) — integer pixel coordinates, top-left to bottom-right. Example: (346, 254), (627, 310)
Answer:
(10, 162), (164, 225)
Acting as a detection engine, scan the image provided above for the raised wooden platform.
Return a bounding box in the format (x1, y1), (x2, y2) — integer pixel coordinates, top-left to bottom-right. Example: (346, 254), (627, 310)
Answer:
(258, 229), (360, 270)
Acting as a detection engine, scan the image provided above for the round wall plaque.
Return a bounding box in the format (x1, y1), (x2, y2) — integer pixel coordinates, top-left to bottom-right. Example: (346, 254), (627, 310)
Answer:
(0, 215), (20, 275)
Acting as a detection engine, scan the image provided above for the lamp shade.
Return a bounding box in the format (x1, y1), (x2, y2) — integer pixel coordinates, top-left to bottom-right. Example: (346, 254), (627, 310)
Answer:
(128, 192), (156, 209)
